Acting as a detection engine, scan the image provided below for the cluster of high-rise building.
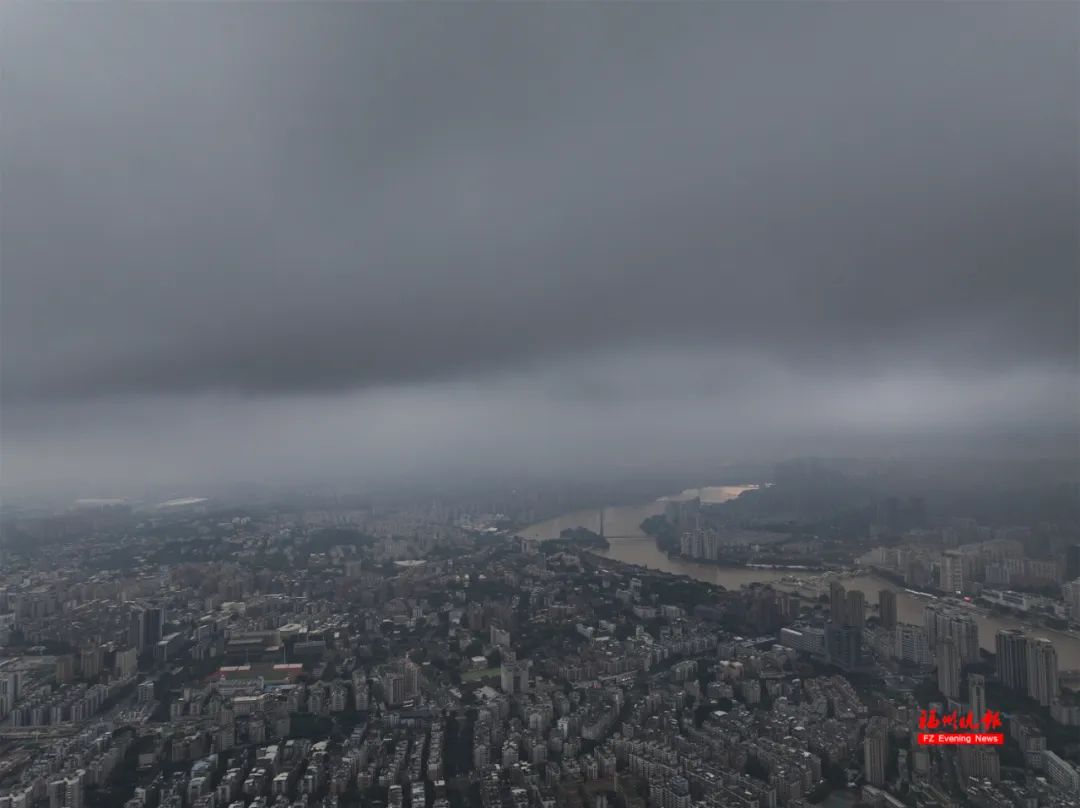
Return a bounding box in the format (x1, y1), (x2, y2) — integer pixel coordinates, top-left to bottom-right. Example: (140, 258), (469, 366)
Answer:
(860, 533), (1076, 605)
(922, 604), (980, 699)
(2, 498), (1078, 808)
(677, 526), (785, 562)
(379, 659), (422, 708)
(995, 629), (1060, 707)
(499, 651), (530, 696)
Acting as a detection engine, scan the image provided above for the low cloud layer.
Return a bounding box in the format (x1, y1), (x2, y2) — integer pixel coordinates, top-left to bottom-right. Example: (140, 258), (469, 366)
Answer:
(1, 2), (1077, 492)
(5, 352), (1076, 495)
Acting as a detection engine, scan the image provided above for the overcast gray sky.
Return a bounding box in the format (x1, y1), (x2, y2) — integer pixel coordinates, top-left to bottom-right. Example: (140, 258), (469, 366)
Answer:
(1, 1), (1077, 494)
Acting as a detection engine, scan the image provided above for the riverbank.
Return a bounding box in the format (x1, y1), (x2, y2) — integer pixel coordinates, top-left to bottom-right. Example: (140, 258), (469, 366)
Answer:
(662, 550), (831, 572)
(521, 494), (1080, 669)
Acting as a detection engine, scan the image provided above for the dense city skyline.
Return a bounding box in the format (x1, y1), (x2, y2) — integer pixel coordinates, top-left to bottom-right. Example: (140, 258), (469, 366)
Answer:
(2, 6), (1079, 808)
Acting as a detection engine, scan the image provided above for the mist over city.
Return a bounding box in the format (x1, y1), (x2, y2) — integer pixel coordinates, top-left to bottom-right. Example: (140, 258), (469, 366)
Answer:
(1, 4), (1078, 808)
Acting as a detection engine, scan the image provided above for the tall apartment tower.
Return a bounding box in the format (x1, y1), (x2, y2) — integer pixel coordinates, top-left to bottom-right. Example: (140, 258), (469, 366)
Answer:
(846, 590), (866, 628)
(1065, 544), (1080, 581)
(939, 551), (964, 593)
(968, 673), (987, 721)
(937, 636), (962, 700)
(829, 582), (847, 626)
(864, 719), (889, 787)
(925, 605), (978, 665)
(1026, 638), (1059, 707)
(130, 606), (165, 653)
(995, 629), (1028, 692)
(878, 589), (897, 629)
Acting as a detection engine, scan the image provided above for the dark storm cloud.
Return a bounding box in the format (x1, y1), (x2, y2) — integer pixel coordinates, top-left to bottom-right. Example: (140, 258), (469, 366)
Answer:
(4, 357), (1076, 494)
(2, 1), (1076, 404)
(1, 1), (1078, 494)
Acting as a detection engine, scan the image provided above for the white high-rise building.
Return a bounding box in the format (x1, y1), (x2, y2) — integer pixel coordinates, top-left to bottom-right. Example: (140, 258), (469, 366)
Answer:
(114, 648), (138, 679)
(925, 605), (978, 665)
(65, 773), (84, 808)
(864, 719), (889, 787)
(1026, 638), (1058, 707)
(894, 624), (932, 665)
(500, 651), (530, 695)
(1062, 579), (1080, 620)
(939, 552), (964, 594)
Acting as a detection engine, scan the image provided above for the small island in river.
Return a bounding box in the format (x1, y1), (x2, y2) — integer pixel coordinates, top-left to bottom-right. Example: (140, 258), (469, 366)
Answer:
(557, 527), (610, 550)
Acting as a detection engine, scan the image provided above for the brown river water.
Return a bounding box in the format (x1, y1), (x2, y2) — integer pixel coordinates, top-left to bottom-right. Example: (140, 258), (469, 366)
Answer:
(520, 487), (1080, 669)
